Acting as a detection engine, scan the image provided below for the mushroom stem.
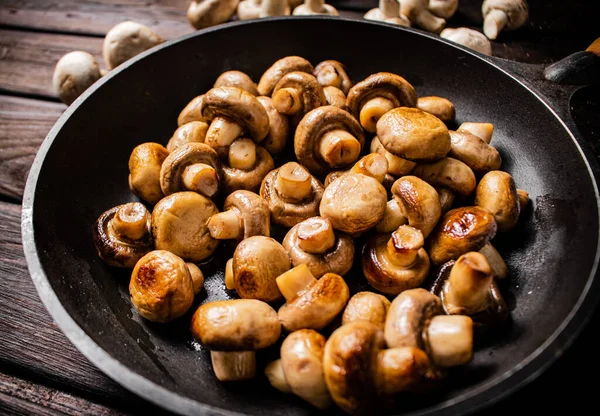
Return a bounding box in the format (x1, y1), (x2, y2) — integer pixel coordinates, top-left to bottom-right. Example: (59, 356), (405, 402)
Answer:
(186, 262), (205, 295)
(350, 153), (389, 183)
(207, 210), (242, 240)
(517, 189), (529, 212)
(458, 122), (494, 144)
(479, 243), (508, 279)
(318, 129), (362, 168)
(205, 116), (244, 149)
(376, 199), (408, 233)
(276, 264), (317, 301)
(111, 202), (149, 241)
(427, 315), (473, 367)
(275, 162), (313, 202)
(210, 350), (256, 382)
(307, 0), (325, 10)
(296, 217), (336, 254)
(483, 9), (508, 40)
(359, 97), (396, 133)
(380, 0), (398, 16)
(443, 252), (494, 314)
(272, 87), (302, 115)
(182, 163), (219, 197)
(385, 225), (425, 267)
(228, 138), (257, 170)
(225, 258), (235, 290)
(265, 359), (292, 393)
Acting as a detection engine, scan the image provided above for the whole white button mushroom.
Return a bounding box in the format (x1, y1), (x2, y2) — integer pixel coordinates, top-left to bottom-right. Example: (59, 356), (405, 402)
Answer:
(188, 0), (240, 29)
(293, 0), (338, 16)
(364, 0), (411, 26)
(441, 27), (493, 56)
(482, 0), (529, 40)
(52, 51), (103, 105)
(102, 21), (163, 70)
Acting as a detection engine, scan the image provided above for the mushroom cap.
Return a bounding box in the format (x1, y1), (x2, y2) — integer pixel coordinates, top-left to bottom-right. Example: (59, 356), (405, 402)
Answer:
(187, 0), (240, 29)
(364, 7), (411, 26)
(222, 146), (274, 194)
(313, 60), (352, 94)
(347, 72), (417, 120)
(280, 329), (332, 409)
(223, 190), (270, 240)
(93, 203), (153, 268)
(201, 86), (270, 142)
(391, 176), (442, 238)
(260, 169), (324, 228)
(233, 236), (290, 302)
(412, 157), (477, 197)
(295, 106), (365, 176)
(129, 250), (194, 322)
(362, 233), (430, 295)
(178, 95), (207, 126)
(384, 288), (443, 350)
(482, 0), (529, 29)
(448, 130), (502, 173)
(474, 171), (520, 232)
(293, 3), (339, 16)
(376, 107), (451, 162)
(283, 217), (354, 278)
(342, 291), (391, 327)
(416, 96), (456, 122)
(278, 272), (350, 332)
(257, 96), (290, 154)
(166, 121), (209, 152)
(428, 206), (498, 265)
(273, 71), (327, 118)
(152, 192), (219, 262)
(102, 21), (162, 70)
(323, 320), (385, 415)
(214, 70), (259, 96)
(237, 0), (261, 20)
(53, 51), (103, 105)
(440, 27), (493, 56)
(159, 142), (221, 196)
(320, 173), (388, 234)
(191, 299), (281, 350)
(128, 142), (170, 205)
(257, 56), (314, 97)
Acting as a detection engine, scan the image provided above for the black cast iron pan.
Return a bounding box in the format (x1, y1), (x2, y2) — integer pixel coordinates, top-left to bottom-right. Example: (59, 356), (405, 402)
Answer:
(21, 17), (600, 416)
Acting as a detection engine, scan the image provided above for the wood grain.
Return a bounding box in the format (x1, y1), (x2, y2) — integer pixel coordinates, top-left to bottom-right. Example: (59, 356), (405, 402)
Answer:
(0, 29), (104, 99)
(0, 95), (65, 201)
(0, 0), (192, 40)
(0, 372), (127, 416)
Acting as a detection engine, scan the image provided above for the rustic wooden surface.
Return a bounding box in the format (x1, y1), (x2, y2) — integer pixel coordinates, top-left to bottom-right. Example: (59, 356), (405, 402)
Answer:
(0, 0), (598, 415)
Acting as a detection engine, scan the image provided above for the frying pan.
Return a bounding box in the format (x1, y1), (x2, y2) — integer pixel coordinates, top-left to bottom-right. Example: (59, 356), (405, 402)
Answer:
(21, 17), (600, 415)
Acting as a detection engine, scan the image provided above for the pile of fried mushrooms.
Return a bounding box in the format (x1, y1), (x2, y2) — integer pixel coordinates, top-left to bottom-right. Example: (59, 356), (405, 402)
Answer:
(93, 55), (527, 414)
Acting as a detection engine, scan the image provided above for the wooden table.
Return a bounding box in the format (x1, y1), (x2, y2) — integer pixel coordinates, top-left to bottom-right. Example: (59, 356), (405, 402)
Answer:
(0, 1), (598, 414)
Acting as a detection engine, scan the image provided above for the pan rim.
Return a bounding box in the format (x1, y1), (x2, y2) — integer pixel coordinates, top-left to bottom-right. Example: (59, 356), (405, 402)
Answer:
(20, 16), (600, 416)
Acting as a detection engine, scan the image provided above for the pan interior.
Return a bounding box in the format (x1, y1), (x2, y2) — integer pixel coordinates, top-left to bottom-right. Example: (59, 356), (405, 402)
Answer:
(29, 18), (599, 415)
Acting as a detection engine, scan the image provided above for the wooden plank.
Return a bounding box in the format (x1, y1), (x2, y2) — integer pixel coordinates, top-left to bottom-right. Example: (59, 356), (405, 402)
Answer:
(0, 95), (65, 201)
(0, 201), (153, 411)
(0, 29), (104, 99)
(0, 0), (192, 40)
(0, 372), (127, 416)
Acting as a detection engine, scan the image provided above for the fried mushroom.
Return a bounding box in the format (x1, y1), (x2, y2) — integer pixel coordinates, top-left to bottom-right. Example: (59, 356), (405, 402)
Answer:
(474, 170), (520, 232)
(412, 157), (477, 197)
(166, 121), (209, 152)
(448, 130), (502, 173)
(272, 72), (327, 123)
(416, 96), (456, 122)
(214, 70), (259, 95)
(128, 142), (170, 205)
(178, 95), (207, 126)
(313, 60), (352, 94)
(207, 190), (270, 242)
(222, 142), (275, 193)
(342, 292), (391, 327)
(391, 176), (442, 238)
(257, 96), (290, 154)
(257, 56), (314, 97)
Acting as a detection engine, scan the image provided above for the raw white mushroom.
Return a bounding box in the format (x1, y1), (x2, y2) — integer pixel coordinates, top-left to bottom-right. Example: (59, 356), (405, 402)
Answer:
(440, 27), (493, 56)
(260, 0), (290, 17)
(102, 21), (162, 70)
(428, 0), (459, 19)
(482, 0), (529, 40)
(188, 0), (240, 29)
(401, 0), (446, 33)
(293, 0), (338, 15)
(52, 51), (103, 105)
(364, 0), (411, 26)
(238, 0), (261, 20)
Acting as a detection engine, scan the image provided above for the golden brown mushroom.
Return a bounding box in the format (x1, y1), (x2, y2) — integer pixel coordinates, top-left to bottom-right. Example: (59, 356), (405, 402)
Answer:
(347, 72), (418, 133)
(222, 142), (274, 194)
(191, 299), (281, 381)
(416, 96), (456, 122)
(427, 206), (498, 265)
(412, 157), (477, 197)
(186, 262), (205, 295)
(295, 106), (365, 176)
(257, 96), (289, 154)
(214, 70), (259, 95)
(166, 121), (209, 152)
(391, 176), (442, 238)
(457, 121), (495, 144)
(257, 56), (314, 97)
(342, 292), (391, 327)
(231, 236), (290, 302)
(362, 225), (430, 295)
(282, 216), (354, 278)
(376, 107), (451, 162)
(448, 130), (502, 173)
(260, 162), (324, 227)
(129, 250), (194, 322)
(178, 95), (207, 126)
(265, 330), (331, 409)
(517, 188), (529, 212)
(376, 199), (407, 233)
(152, 192), (219, 262)
(276, 265), (349, 332)
(128, 142), (170, 205)
(370, 137), (416, 177)
(323, 86), (348, 110)
(272, 72), (327, 124)
(385, 288), (474, 368)
(313, 60), (352, 94)
(207, 190), (270, 242)
(160, 143), (221, 198)
(93, 202), (153, 268)
(437, 187), (455, 213)
(474, 171), (520, 232)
